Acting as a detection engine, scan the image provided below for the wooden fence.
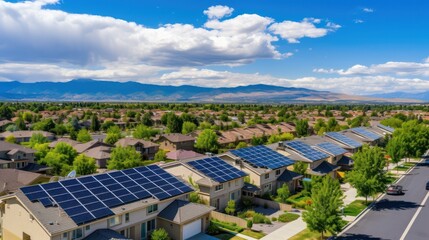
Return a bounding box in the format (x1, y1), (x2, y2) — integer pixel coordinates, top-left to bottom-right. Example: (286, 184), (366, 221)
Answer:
(210, 211), (248, 228)
(251, 197), (293, 211)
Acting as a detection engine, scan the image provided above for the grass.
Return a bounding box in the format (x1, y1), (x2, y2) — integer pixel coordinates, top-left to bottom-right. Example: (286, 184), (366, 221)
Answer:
(287, 192), (312, 209)
(386, 174), (398, 184)
(214, 233), (246, 240)
(343, 200), (373, 216)
(278, 212), (300, 222)
(393, 165), (411, 171)
(289, 228), (333, 240)
(240, 230), (265, 239)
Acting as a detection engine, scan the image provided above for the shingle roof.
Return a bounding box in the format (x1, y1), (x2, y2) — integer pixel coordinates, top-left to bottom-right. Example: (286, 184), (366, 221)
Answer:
(83, 146), (111, 160)
(309, 161), (340, 176)
(0, 130), (54, 139)
(83, 229), (131, 240)
(49, 138), (80, 148)
(166, 150), (204, 161)
(115, 137), (158, 148)
(158, 199), (214, 224)
(277, 170), (303, 182)
(0, 169), (43, 194)
(0, 141), (36, 154)
(155, 133), (195, 143)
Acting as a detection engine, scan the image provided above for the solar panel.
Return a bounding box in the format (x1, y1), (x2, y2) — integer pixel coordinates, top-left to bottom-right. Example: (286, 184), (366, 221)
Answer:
(20, 165), (193, 225)
(231, 145), (295, 169)
(325, 132), (363, 148)
(316, 142), (348, 156)
(187, 157), (247, 183)
(377, 124), (394, 133)
(284, 141), (330, 161)
(351, 127), (382, 141)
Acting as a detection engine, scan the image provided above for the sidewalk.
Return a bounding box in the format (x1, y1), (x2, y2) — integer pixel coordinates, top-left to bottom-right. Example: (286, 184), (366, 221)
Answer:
(261, 213), (306, 240)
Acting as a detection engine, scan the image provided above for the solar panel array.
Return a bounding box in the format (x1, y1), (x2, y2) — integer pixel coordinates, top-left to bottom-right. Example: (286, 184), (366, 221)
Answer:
(21, 165), (193, 225)
(325, 132), (363, 148)
(351, 127), (382, 141)
(378, 124), (394, 133)
(284, 141), (330, 161)
(230, 145), (294, 169)
(187, 157), (247, 183)
(316, 142), (348, 156)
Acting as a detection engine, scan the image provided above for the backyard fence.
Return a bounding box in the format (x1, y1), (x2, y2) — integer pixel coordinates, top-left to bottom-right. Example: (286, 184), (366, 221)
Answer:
(210, 211), (248, 228)
(252, 197), (293, 211)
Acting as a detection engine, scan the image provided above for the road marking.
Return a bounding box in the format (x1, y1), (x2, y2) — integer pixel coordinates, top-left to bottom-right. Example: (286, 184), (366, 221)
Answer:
(399, 191), (429, 240)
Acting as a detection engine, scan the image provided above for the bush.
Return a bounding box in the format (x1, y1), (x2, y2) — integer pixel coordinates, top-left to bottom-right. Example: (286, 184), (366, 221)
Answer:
(241, 197), (253, 208)
(264, 218), (272, 224)
(211, 219), (244, 232)
(151, 228), (170, 240)
(278, 213), (300, 223)
(207, 223), (220, 235)
(252, 213), (271, 224)
(247, 220), (253, 229)
(271, 217), (277, 222)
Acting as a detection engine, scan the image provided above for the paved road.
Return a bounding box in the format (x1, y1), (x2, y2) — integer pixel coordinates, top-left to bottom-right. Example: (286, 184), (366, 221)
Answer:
(339, 163), (429, 240)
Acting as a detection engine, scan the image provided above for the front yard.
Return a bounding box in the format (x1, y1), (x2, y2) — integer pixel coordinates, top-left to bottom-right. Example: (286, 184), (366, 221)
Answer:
(213, 233), (245, 240)
(289, 228), (333, 240)
(343, 200), (373, 216)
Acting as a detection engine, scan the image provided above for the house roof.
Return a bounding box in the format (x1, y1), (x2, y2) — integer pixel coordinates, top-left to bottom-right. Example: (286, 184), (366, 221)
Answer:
(309, 161), (340, 176)
(0, 130), (54, 139)
(277, 170), (303, 182)
(166, 150), (204, 161)
(242, 182), (261, 193)
(83, 229), (131, 240)
(74, 140), (111, 153)
(0, 169), (43, 194)
(158, 199), (214, 224)
(19, 163), (51, 173)
(49, 138), (80, 148)
(0, 119), (12, 127)
(83, 146), (111, 160)
(154, 133), (195, 143)
(337, 156), (354, 166)
(115, 137), (158, 148)
(0, 141), (35, 154)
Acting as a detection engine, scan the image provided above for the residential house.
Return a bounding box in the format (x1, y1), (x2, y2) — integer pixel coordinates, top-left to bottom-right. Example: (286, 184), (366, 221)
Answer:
(220, 145), (302, 196)
(74, 140), (113, 168)
(341, 127), (383, 146)
(163, 156), (247, 211)
(49, 138), (80, 148)
(115, 138), (159, 160)
(0, 120), (13, 132)
(166, 150), (204, 161)
(0, 169), (49, 196)
(0, 141), (36, 170)
(0, 131), (55, 143)
(153, 134), (195, 152)
(324, 132), (363, 154)
(0, 165), (213, 240)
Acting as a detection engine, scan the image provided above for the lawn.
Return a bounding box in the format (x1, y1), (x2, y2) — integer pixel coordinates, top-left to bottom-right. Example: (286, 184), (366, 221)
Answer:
(287, 193), (312, 209)
(289, 228), (333, 240)
(343, 200), (373, 216)
(240, 230), (265, 239)
(278, 212), (300, 223)
(393, 165), (411, 171)
(214, 233), (245, 240)
(386, 174), (398, 184)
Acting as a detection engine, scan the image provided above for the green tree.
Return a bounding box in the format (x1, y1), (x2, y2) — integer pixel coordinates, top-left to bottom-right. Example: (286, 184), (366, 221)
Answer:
(347, 146), (387, 203)
(73, 154), (97, 175)
(0, 105), (13, 120)
(141, 112), (154, 126)
(238, 112), (246, 124)
(293, 161), (307, 176)
(225, 200), (236, 215)
(166, 114), (183, 133)
(107, 146), (142, 170)
(41, 151), (69, 176)
(104, 126), (122, 145)
(90, 115), (100, 132)
(386, 136), (405, 171)
(33, 143), (50, 160)
(302, 176), (344, 239)
(54, 142), (78, 165)
(29, 133), (48, 147)
(295, 119), (309, 137)
(182, 121), (197, 134)
(195, 129), (219, 153)
(15, 117), (26, 130)
(77, 129), (92, 143)
(133, 124), (159, 140)
(277, 183), (290, 203)
(101, 120), (115, 131)
(154, 149), (167, 162)
(326, 117), (339, 131)
(380, 117), (403, 129)
(5, 135), (16, 143)
(235, 142), (248, 149)
(151, 228), (170, 240)
(32, 118), (56, 132)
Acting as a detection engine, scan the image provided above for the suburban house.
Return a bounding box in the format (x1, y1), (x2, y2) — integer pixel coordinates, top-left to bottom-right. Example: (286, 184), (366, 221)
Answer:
(0, 120), (13, 132)
(277, 140), (340, 178)
(153, 134), (195, 152)
(0, 169), (49, 196)
(0, 165), (214, 240)
(220, 145), (302, 196)
(324, 132), (363, 154)
(49, 138), (80, 148)
(74, 140), (113, 168)
(0, 131), (55, 143)
(166, 150), (204, 161)
(0, 141), (36, 170)
(163, 156), (247, 211)
(115, 138), (159, 160)
(340, 127), (383, 146)
(369, 123), (395, 137)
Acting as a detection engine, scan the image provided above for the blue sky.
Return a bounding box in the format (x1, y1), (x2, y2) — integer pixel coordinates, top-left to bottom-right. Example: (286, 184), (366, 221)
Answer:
(0, 0), (428, 94)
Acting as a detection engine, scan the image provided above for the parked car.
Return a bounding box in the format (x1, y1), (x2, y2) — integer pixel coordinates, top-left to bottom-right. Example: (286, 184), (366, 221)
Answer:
(426, 181), (429, 190)
(386, 185), (403, 195)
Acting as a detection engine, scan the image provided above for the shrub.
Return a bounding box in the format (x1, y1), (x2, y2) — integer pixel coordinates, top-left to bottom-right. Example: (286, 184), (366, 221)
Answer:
(264, 218), (272, 224)
(207, 223), (220, 235)
(247, 220), (253, 229)
(151, 228), (170, 240)
(278, 213), (300, 223)
(211, 219), (244, 232)
(271, 217), (277, 222)
(252, 213), (271, 224)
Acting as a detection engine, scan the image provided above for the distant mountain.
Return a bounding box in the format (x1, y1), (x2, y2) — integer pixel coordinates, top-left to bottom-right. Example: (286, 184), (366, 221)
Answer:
(0, 79), (420, 103)
(369, 92), (429, 102)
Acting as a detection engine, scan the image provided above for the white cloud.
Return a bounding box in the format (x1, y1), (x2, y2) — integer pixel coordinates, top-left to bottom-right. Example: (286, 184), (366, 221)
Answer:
(269, 19), (340, 43)
(363, 8), (374, 13)
(354, 19), (364, 24)
(314, 58), (429, 77)
(203, 5), (234, 19)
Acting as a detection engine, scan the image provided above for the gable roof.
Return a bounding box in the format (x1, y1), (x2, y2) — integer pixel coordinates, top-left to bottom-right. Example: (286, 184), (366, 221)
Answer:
(83, 229), (131, 240)
(154, 133), (195, 143)
(158, 199), (214, 224)
(0, 130), (54, 139)
(0, 169), (43, 194)
(166, 150), (204, 161)
(49, 138), (80, 148)
(74, 140), (111, 153)
(0, 141), (35, 154)
(115, 137), (158, 148)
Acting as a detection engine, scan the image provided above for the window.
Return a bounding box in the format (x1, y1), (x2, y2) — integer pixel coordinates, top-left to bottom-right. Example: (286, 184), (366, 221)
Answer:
(125, 213), (130, 222)
(108, 216), (121, 227)
(215, 184), (224, 191)
(147, 219), (156, 232)
(235, 179), (239, 186)
(265, 173), (269, 179)
(62, 232), (68, 240)
(147, 204), (158, 214)
(71, 228), (83, 240)
(228, 182), (231, 188)
(230, 192), (235, 200)
(276, 169), (281, 176)
(85, 225), (90, 231)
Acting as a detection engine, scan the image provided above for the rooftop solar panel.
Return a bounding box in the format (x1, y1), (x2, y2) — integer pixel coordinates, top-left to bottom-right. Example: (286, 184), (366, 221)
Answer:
(20, 165), (193, 225)
(377, 124), (394, 133)
(316, 142), (348, 156)
(230, 145), (295, 169)
(284, 141), (330, 161)
(351, 127), (382, 141)
(187, 157), (247, 183)
(325, 132), (363, 148)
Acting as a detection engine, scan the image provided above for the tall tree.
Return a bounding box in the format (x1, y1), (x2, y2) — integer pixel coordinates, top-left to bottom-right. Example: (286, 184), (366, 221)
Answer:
(29, 133), (49, 147)
(54, 142), (78, 165)
(293, 161), (307, 176)
(107, 146), (142, 170)
(295, 119), (309, 137)
(77, 129), (92, 143)
(166, 114), (183, 133)
(386, 136), (405, 171)
(73, 154), (97, 175)
(104, 126), (122, 145)
(0, 105), (13, 120)
(15, 117), (26, 130)
(182, 121), (197, 134)
(277, 183), (291, 203)
(347, 146), (387, 203)
(195, 129), (219, 153)
(133, 124), (159, 140)
(90, 115), (100, 132)
(302, 176), (344, 239)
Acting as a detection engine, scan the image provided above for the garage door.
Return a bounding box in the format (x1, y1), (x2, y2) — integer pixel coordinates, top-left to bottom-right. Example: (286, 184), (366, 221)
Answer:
(183, 219), (202, 239)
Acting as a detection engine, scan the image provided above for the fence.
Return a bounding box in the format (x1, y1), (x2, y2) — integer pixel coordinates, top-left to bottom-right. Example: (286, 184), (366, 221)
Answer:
(210, 211), (248, 228)
(251, 197), (293, 211)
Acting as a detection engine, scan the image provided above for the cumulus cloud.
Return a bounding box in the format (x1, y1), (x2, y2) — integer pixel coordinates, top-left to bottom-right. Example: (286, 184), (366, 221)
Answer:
(203, 5), (234, 19)
(269, 19), (340, 43)
(314, 58), (429, 77)
(363, 8), (374, 13)
(354, 19), (364, 24)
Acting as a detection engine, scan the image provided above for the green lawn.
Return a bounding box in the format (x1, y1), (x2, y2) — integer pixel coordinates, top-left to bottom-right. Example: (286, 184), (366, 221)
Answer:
(287, 193), (312, 209)
(278, 212), (300, 222)
(240, 230), (265, 239)
(214, 233), (245, 240)
(289, 228), (333, 240)
(393, 165), (411, 171)
(386, 174), (398, 184)
(343, 200), (373, 216)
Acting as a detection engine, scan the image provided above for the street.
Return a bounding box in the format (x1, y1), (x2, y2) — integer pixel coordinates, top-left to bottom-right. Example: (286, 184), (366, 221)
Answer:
(339, 162), (429, 240)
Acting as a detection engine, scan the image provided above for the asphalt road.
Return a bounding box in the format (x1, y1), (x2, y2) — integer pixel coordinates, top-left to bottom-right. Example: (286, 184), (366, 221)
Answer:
(338, 162), (429, 240)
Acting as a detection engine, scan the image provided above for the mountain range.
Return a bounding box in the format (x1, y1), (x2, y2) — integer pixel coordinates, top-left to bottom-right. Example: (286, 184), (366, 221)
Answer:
(369, 91), (429, 102)
(0, 79), (422, 103)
